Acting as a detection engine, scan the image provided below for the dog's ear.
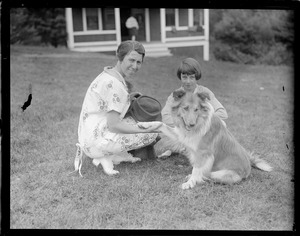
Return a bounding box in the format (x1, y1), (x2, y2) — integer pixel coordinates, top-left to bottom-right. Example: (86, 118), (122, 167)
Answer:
(197, 92), (210, 101)
(173, 89), (186, 101)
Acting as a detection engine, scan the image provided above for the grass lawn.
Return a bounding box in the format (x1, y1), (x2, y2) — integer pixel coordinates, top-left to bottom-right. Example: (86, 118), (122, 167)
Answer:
(10, 45), (294, 230)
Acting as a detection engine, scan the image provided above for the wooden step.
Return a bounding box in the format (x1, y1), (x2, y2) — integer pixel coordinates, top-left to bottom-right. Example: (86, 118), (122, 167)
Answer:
(144, 44), (172, 57)
(146, 49), (172, 58)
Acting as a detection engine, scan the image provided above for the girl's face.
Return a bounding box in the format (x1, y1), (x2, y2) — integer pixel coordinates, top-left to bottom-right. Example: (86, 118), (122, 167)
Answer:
(119, 51), (143, 78)
(181, 73), (197, 92)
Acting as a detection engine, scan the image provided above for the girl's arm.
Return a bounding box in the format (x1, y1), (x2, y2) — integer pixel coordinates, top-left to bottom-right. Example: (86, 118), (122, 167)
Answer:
(209, 94), (228, 120)
(201, 87), (228, 120)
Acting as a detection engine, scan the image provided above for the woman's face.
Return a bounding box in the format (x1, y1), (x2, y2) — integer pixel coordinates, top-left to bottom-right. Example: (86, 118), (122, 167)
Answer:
(181, 73), (197, 92)
(119, 50), (143, 78)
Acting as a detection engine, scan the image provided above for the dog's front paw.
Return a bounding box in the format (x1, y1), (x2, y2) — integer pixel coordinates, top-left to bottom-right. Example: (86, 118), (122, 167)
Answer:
(181, 179), (196, 189)
(104, 169), (120, 176)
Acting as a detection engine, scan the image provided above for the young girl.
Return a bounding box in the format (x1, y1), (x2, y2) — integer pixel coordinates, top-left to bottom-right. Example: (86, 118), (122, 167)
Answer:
(155, 57), (228, 157)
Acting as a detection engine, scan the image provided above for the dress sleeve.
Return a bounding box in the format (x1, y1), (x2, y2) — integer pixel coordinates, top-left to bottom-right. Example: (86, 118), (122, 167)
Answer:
(201, 87), (228, 120)
(91, 77), (128, 114)
(161, 93), (176, 127)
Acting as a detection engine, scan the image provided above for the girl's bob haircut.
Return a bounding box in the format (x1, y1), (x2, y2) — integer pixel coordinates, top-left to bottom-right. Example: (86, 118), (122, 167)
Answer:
(176, 57), (202, 80)
(116, 40), (145, 62)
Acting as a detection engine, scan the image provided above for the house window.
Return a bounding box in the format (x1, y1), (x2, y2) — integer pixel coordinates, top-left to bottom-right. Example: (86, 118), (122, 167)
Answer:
(86, 8), (99, 30)
(72, 8), (83, 31)
(193, 9), (204, 26)
(72, 8), (115, 32)
(166, 8), (190, 29)
(178, 9), (188, 26)
(166, 9), (175, 26)
(101, 8), (115, 30)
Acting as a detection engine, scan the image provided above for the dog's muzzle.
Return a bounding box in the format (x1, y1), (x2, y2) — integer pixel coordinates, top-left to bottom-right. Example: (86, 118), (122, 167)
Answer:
(181, 117), (196, 131)
(185, 124), (195, 131)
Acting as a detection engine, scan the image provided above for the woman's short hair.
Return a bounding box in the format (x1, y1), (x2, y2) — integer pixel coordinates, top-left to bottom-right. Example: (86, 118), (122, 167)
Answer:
(116, 40), (145, 62)
(176, 58), (202, 80)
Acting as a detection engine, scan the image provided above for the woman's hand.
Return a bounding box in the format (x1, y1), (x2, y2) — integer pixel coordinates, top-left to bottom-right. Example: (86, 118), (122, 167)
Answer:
(107, 110), (163, 134)
(137, 121), (163, 133)
(155, 123), (177, 140)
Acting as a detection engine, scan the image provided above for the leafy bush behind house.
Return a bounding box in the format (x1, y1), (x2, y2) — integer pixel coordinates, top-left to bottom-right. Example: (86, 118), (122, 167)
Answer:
(212, 9), (294, 65)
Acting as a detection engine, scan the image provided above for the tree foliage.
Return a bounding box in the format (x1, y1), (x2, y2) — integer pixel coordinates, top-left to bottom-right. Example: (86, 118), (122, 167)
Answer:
(10, 8), (35, 45)
(212, 10), (294, 65)
(10, 8), (67, 47)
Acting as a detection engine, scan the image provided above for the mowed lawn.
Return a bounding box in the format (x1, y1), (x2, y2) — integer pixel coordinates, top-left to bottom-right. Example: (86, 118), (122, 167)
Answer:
(10, 45), (294, 230)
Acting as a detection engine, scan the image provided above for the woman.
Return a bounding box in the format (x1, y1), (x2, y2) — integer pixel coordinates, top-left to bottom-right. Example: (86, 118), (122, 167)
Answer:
(75, 40), (162, 176)
(155, 57), (228, 157)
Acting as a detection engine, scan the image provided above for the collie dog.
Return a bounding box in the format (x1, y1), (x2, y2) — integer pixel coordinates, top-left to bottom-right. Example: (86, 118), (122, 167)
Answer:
(155, 89), (272, 189)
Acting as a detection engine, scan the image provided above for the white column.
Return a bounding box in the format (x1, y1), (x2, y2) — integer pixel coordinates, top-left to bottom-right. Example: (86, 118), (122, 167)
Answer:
(98, 8), (102, 30)
(82, 8), (87, 31)
(175, 9), (179, 28)
(203, 41), (209, 61)
(203, 9), (209, 61)
(188, 9), (193, 27)
(115, 8), (121, 44)
(145, 8), (150, 42)
(65, 8), (74, 49)
(160, 8), (166, 43)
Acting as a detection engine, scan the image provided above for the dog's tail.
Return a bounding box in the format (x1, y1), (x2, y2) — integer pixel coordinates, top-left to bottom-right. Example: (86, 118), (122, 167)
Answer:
(248, 152), (273, 172)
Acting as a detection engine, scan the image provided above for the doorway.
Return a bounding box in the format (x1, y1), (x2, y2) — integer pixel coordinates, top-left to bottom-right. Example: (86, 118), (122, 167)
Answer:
(120, 8), (146, 42)
(149, 8), (161, 41)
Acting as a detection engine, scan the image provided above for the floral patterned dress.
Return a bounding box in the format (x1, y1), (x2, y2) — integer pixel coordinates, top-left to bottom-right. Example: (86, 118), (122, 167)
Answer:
(77, 66), (157, 159)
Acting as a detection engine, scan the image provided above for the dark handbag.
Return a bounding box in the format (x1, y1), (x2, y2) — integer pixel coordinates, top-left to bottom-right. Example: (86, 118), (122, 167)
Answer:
(128, 135), (161, 160)
(126, 92), (162, 159)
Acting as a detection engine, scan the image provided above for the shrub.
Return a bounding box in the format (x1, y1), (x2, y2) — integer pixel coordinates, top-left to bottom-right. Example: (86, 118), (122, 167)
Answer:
(10, 8), (38, 45)
(10, 8), (67, 47)
(28, 8), (67, 47)
(213, 10), (294, 65)
(209, 9), (224, 36)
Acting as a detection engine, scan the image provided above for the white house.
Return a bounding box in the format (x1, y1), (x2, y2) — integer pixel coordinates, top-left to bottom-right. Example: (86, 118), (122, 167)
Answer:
(65, 8), (209, 60)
